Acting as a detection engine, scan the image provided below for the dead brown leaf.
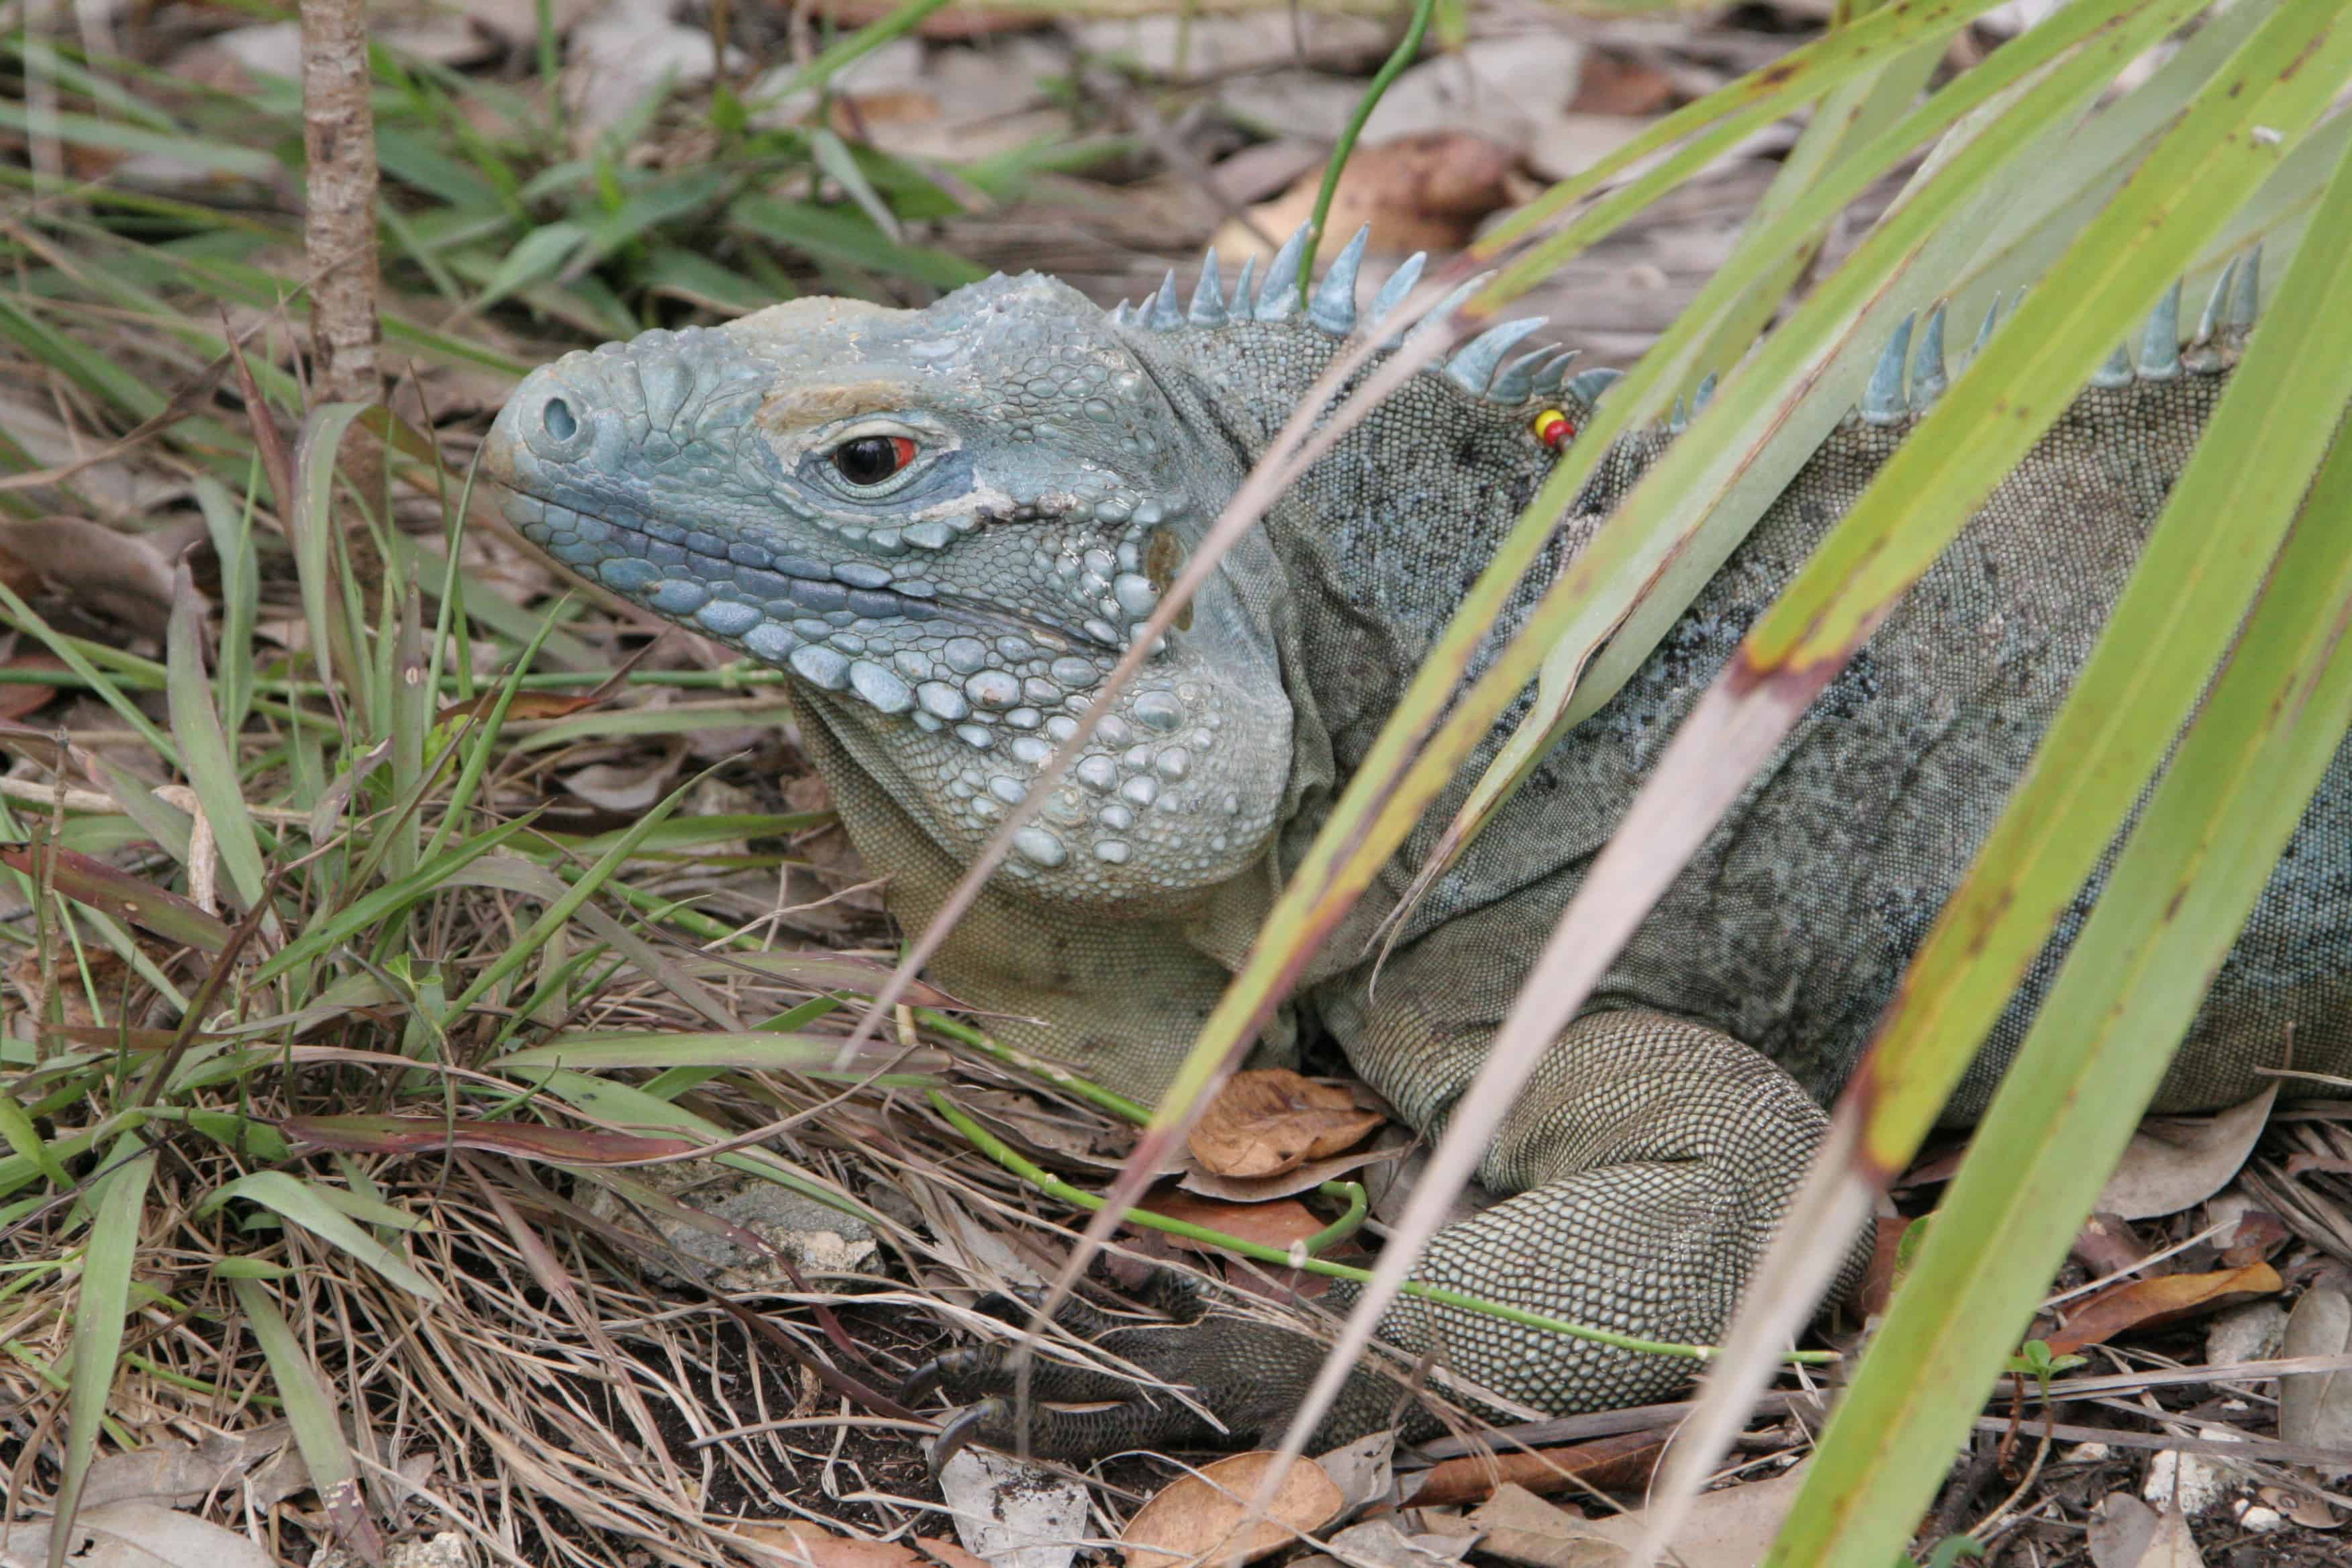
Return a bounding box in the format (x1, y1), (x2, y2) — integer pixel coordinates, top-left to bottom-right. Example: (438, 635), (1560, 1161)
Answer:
(2087, 1493), (2204, 1568)
(0, 653), (66, 720)
(2047, 1261), (2284, 1357)
(1568, 52), (1680, 116)
(2279, 1281), (2352, 1457)
(2096, 1085), (2277, 1220)
(1219, 133), (1520, 260)
(1190, 1069), (1386, 1179)
(2217, 1209), (2290, 1265)
(560, 738), (687, 812)
(1136, 1187), (1329, 1255)
(1463, 1483), (1626, 1568)
(2258, 1484), (2343, 1528)
(1121, 1451), (1343, 1568)
(1180, 1136), (1406, 1202)
(729, 1521), (990, 1568)
(0, 518), (175, 628)
(7, 942), (152, 1032)
(2071, 1213), (2153, 1282)
(1857, 1216), (1912, 1320)
(1316, 1428), (1397, 1517)
(1469, 1469), (1810, 1568)
(960, 1084), (1162, 1172)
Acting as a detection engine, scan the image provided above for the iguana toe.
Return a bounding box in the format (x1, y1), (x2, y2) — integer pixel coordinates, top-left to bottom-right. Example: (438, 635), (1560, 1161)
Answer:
(902, 1274), (1424, 1460)
(922, 1393), (1226, 1471)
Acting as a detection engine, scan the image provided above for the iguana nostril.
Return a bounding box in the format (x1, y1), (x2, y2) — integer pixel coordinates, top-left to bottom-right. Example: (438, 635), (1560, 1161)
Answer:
(542, 397), (578, 442)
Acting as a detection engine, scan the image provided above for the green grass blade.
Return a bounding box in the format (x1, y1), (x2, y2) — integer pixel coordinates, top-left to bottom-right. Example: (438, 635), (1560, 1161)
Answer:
(291, 402), (376, 707)
(200, 1171), (444, 1302)
(193, 476), (260, 736)
(1476, 0), (2020, 266)
(249, 810), (543, 985)
(476, 218), (587, 311)
(745, 0), (957, 109)
(439, 856), (741, 1029)
(1644, 81), (2352, 1563)
(1762, 283), (2352, 1568)
(418, 597), (567, 866)
(0, 99), (275, 179)
(444, 770), (707, 1016)
(1255, 0), (2352, 1505)
(48, 1137), (153, 1568)
(228, 1278), (384, 1558)
(165, 565), (268, 912)
(1837, 173), (2352, 1182)
(727, 195), (983, 291)
(0, 578), (181, 767)
(1402, 0), (2204, 915)
(387, 588), (429, 884)
(1753, 9), (2352, 671)
(511, 1067), (879, 1224)
(493, 1030), (930, 1075)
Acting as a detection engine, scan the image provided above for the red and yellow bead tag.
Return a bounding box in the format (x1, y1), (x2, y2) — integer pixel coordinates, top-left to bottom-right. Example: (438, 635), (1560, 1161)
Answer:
(1531, 407), (1575, 450)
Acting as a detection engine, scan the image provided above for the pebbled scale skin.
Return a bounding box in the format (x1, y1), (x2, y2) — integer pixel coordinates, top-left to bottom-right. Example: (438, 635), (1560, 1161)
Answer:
(484, 235), (2352, 1457)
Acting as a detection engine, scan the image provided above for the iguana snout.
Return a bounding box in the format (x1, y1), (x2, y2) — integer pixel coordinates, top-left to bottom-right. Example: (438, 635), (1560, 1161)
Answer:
(485, 271), (1295, 905)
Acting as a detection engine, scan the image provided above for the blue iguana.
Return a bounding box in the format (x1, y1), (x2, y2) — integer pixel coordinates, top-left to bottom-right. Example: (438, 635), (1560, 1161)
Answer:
(481, 227), (2352, 1454)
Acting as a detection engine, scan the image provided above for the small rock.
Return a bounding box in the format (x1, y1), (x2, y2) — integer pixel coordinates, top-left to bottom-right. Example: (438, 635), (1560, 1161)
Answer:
(2142, 1430), (2245, 1517)
(581, 1157), (877, 1290)
(2233, 1502), (2286, 1532)
(1524, 112), (1651, 184)
(389, 1534), (471, 1568)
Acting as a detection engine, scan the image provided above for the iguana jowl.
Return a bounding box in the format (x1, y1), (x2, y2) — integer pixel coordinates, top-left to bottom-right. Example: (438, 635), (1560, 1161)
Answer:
(483, 226), (2352, 1455)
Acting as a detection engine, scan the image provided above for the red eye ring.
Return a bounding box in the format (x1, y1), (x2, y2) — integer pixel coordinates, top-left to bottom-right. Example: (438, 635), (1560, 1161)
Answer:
(834, 435), (919, 486)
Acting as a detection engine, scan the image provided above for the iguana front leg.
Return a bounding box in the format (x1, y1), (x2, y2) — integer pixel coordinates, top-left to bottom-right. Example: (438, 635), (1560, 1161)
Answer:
(1328, 1005), (1863, 1418)
(906, 1008), (1863, 1457)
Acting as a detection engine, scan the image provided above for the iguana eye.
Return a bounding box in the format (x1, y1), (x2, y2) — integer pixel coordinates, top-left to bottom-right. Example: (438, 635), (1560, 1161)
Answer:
(833, 435), (917, 487)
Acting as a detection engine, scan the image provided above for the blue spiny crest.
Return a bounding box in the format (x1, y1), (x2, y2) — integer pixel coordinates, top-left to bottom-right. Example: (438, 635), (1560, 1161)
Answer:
(1116, 226), (2265, 438)
(1114, 222), (1593, 411)
(1853, 246), (2258, 426)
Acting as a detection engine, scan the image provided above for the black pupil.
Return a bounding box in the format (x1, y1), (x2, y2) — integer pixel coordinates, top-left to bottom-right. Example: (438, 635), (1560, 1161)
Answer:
(835, 438), (902, 486)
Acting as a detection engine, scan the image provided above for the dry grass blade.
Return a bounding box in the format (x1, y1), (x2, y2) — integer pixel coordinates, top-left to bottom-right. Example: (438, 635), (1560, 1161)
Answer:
(0, 844), (230, 953)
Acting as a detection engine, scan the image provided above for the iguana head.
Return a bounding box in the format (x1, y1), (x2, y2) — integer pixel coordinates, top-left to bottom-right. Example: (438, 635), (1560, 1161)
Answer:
(484, 230), (1609, 913)
(485, 269), (1298, 905)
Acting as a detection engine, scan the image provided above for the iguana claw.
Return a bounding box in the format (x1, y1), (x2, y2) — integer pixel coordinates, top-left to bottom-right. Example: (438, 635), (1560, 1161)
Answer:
(922, 1398), (1005, 1475)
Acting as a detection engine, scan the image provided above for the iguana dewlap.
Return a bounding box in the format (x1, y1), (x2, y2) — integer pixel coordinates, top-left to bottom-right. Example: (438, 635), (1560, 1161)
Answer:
(483, 228), (2352, 1453)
